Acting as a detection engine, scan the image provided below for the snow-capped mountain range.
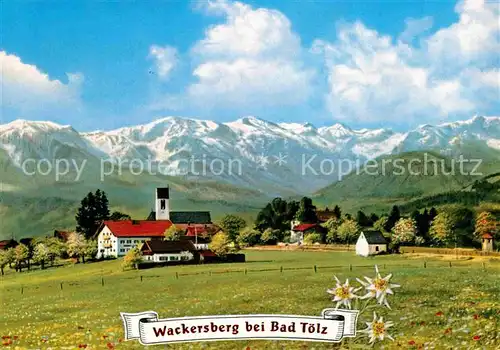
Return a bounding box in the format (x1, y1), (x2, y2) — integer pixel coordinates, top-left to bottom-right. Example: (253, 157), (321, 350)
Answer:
(1, 115), (499, 194)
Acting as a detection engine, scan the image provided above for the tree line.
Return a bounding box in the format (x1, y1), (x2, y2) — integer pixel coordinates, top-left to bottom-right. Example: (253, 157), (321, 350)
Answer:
(0, 189), (133, 275)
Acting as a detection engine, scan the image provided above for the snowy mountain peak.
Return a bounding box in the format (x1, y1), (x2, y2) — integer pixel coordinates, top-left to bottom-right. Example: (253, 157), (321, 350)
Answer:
(1, 114), (499, 194)
(0, 119), (73, 132)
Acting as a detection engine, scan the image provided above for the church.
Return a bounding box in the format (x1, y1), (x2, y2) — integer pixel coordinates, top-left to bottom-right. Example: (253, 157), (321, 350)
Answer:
(95, 187), (217, 259)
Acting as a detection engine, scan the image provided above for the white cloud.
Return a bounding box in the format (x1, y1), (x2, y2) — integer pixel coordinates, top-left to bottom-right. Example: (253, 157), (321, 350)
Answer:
(194, 0), (300, 58)
(399, 16), (433, 44)
(149, 45), (178, 79)
(189, 58), (312, 106)
(186, 0), (313, 109)
(427, 0), (499, 68)
(1, 51), (83, 116)
(313, 0), (499, 125)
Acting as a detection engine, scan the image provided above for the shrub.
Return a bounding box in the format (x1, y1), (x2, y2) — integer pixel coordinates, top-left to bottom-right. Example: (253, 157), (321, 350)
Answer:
(304, 232), (322, 245)
(261, 228), (280, 245)
(237, 228), (261, 247)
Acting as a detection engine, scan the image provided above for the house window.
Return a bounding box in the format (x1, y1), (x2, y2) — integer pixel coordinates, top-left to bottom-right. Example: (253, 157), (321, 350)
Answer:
(375, 246), (379, 252)
(126, 240), (131, 244)
(134, 240), (138, 243)
(159, 256), (167, 261)
(170, 256), (179, 261)
(120, 249), (125, 253)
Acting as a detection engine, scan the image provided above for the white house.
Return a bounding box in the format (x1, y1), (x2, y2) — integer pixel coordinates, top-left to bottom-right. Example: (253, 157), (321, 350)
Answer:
(96, 220), (172, 258)
(141, 240), (196, 263)
(355, 231), (388, 257)
(95, 187), (217, 259)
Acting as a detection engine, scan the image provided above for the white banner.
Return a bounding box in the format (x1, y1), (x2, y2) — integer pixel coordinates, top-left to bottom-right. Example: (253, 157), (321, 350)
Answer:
(120, 309), (359, 345)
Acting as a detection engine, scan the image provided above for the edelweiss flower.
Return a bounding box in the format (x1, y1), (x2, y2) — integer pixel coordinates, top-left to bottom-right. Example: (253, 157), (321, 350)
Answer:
(356, 277), (376, 300)
(360, 312), (394, 344)
(359, 265), (400, 308)
(327, 276), (361, 309)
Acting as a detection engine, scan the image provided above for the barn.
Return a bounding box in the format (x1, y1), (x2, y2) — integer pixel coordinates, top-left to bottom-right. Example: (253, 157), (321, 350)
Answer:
(355, 230), (388, 257)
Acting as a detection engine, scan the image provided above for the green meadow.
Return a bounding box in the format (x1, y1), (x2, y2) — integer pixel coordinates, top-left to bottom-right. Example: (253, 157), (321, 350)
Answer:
(1, 250), (499, 349)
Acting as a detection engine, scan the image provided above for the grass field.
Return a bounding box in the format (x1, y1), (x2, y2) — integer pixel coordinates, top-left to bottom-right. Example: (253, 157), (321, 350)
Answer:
(1, 250), (499, 349)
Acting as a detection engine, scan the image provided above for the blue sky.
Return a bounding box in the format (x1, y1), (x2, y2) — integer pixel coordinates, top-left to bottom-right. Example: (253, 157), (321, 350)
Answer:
(2, 0), (498, 131)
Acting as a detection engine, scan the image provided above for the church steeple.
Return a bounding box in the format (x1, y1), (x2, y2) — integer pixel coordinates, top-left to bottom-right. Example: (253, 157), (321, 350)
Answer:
(155, 187), (170, 220)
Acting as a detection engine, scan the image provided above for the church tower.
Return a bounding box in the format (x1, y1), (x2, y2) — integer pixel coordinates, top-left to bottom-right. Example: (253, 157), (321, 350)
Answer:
(155, 187), (170, 220)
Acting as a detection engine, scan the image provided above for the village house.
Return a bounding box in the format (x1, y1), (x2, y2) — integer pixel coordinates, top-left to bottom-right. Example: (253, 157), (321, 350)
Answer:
(0, 239), (18, 250)
(355, 231), (388, 257)
(95, 187), (217, 259)
(140, 240), (196, 263)
(96, 220), (172, 258)
(481, 233), (494, 252)
(53, 230), (73, 241)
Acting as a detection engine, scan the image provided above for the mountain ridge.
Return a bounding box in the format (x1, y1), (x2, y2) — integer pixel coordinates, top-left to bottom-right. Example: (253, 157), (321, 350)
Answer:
(1, 115), (499, 194)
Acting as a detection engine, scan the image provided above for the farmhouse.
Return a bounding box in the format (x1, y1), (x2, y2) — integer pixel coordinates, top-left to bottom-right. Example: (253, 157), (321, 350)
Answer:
(140, 240), (196, 263)
(290, 223), (325, 244)
(355, 231), (388, 257)
(96, 220), (172, 258)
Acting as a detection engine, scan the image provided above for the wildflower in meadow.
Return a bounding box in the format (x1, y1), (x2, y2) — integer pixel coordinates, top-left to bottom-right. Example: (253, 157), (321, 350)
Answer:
(360, 312), (394, 344)
(327, 276), (361, 309)
(358, 265), (400, 308)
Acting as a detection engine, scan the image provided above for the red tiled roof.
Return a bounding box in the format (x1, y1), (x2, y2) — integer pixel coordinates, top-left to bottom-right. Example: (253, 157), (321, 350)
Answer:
(482, 233), (493, 239)
(199, 250), (216, 257)
(103, 220), (173, 237)
(185, 226), (208, 236)
(292, 223), (319, 232)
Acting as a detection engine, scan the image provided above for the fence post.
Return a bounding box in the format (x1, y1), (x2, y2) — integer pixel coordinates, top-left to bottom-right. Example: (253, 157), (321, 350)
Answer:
(383, 264), (386, 269)
(176, 272), (179, 279)
(101, 277), (104, 286)
(280, 266), (283, 274)
(314, 265), (317, 273)
(349, 264), (352, 272)
(60, 282), (63, 290)
(424, 262), (427, 268)
(449, 261), (452, 268)
(244, 269), (247, 275)
(140, 275), (143, 282)
(21, 287), (23, 295)
(482, 262), (486, 270)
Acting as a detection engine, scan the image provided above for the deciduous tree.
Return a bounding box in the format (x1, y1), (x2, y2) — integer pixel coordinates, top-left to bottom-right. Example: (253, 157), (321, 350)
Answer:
(122, 246), (143, 270)
(237, 228), (261, 247)
(67, 232), (87, 263)
(209, 231), (238, 256)
(337, 219), (360, 245)
(14, 243), (30, 272)
(219, 215), (246, 241)
(474, 211), (498, 238)
(322, 218), (341, 243)
(164, 225), (184, 241)
(392, 218), (417, 245)
(33, 243), (50, 270)
(429, 213), (454, 245)
(255, 198), (299, 232)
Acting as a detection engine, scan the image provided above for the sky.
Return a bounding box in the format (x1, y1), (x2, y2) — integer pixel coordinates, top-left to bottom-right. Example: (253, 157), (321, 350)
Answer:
(1, 0), (499, 131)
